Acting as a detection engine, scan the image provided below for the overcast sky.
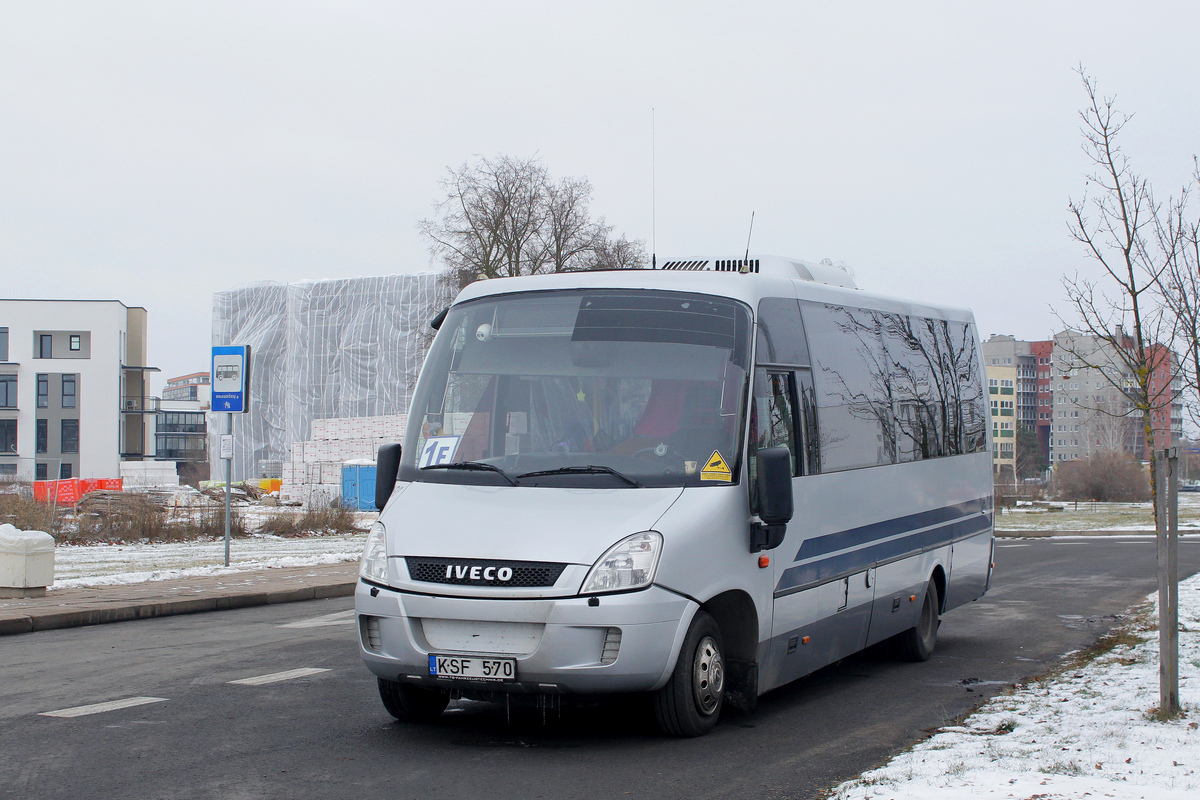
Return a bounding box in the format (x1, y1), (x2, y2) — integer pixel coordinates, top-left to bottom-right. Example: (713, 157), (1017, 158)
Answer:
(3, 2), (1199, 388)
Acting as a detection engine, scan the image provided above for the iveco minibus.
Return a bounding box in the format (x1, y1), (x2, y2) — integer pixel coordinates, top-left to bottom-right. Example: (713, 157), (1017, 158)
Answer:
(355, 255), (994, 736)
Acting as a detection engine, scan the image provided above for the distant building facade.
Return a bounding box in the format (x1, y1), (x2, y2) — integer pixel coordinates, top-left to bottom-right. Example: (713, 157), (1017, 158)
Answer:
(0, 299), (158, 480)
(162, 372), (211, 409)
(982, 331), (1183, 473)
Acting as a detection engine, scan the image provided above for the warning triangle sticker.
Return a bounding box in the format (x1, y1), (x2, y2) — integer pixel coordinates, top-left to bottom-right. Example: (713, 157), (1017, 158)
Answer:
(700, 450), (732, 481)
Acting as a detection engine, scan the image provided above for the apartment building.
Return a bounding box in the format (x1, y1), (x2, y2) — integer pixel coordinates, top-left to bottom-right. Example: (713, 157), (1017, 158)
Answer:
(0, 299), (157, 480)
(1051, 332), (1183, 462)
(983, 331), (1183, 473)
(162, 372), (211, 409)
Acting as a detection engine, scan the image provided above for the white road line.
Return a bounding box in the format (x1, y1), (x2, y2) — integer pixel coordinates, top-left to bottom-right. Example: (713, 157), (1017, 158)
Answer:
(228, 668), (331, 686)
(279, 609), (356, 629)
(39, 697), (168, 718)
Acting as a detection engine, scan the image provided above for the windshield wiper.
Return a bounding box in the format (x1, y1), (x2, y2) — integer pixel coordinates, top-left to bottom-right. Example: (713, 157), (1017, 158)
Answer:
(516, 465), (643, 488)
(422, 461), (518, 486)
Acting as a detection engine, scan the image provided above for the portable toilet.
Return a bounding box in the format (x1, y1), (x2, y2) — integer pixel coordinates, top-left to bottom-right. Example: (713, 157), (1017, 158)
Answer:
(341, 460), (378, 511)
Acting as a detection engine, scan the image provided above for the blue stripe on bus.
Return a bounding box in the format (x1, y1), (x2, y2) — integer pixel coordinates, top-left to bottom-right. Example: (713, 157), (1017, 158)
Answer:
(774, 501), (992, 597)
(792, 497), (990, 563)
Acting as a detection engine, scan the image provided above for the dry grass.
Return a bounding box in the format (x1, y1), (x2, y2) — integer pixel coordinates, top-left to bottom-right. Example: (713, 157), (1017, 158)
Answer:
(256, 504), (358, 537)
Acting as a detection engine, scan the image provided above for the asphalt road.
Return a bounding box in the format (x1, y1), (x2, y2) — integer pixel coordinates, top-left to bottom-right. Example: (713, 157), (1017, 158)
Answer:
(2, 536), (1198, 800)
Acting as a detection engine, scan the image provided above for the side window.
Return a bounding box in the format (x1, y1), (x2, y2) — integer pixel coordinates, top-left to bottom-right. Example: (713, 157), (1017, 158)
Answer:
(756, 298), (809, 366)
(751, 368), (798, 477)
(801, 302), (896, 471)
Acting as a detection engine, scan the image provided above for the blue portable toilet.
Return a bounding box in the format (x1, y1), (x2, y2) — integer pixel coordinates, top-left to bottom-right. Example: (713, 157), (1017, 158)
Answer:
(341, 460), (378, 511)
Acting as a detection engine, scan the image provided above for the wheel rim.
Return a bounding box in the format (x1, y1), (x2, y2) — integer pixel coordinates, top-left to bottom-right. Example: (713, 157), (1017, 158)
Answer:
(692, 635), (724, 716)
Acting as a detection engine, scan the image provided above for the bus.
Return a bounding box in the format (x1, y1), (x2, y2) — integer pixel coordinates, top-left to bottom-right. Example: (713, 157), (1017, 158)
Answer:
(355, 255), (994, 736)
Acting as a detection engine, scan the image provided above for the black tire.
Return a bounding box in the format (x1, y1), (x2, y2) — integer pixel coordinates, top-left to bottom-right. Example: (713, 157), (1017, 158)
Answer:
(891, 579), (940, 662)
(377, 677), (450, 722)
(653, 611), (726, 737)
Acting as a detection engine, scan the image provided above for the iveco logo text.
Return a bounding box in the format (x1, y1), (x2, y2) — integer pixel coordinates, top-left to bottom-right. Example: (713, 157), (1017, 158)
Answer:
(446, 565), (513, 581)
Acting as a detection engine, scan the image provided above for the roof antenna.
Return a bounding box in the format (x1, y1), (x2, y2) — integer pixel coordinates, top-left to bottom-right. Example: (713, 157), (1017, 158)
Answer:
(651, 107), (656, 269)
(742, 211), (755, 273)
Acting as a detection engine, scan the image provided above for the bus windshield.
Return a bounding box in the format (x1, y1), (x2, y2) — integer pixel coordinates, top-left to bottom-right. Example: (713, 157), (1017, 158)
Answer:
(401, 289), (752, 488)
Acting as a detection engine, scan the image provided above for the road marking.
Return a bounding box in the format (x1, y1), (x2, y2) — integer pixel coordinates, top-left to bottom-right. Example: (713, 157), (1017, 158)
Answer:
(228, 668), (331, 686)
(39, 697), (168, 718)
(997, 543), (1030, 547)
(279, 609), (356, 628)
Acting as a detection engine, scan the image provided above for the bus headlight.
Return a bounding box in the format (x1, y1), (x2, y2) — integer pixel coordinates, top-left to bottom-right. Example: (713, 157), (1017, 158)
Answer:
(581, 531), (663, 594)
(359, 521), (389, 585)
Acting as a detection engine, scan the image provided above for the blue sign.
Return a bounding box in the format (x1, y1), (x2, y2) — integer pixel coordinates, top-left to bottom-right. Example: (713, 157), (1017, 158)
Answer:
(212, 345), (251, 413)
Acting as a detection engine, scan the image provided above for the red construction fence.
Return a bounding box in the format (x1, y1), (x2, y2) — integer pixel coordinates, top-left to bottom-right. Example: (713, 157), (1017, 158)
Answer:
(33, 478), (124, 506)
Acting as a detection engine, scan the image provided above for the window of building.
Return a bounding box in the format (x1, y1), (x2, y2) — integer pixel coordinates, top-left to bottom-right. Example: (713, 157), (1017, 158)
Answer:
(0, 419), (15, 453)
(0, 463), (15, 477)
(37, 374), (48, 408)
(62, 374), (76, 408)
(36, 419), (47, 454)
(0, 374), (14, 408)
(60, 462), (72, 479)
(0, 327), (8, 362)
(69, 334), (81, 351)
(61, 419), (79, 453)
(35, 462), (47, 480)
(39, 334), (52, 359)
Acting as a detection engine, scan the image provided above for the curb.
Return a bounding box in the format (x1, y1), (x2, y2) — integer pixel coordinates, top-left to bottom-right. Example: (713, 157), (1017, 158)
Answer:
(0, 580), (356, 637)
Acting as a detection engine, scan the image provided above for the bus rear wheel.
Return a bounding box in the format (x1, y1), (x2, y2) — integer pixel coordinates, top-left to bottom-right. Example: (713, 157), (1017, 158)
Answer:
(653, 611), (725, 737)
(891, 579), (940, 662)
(378, 678), (450, 722)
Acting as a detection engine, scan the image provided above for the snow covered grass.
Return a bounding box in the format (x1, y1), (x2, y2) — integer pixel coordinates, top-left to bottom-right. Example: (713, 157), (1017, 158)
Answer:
(826, 575), (1200, 800)
(50, 532), (367, 589)
(996, 493), (1200, 532)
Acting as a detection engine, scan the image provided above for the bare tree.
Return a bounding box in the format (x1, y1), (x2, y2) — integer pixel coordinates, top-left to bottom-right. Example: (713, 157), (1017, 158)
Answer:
(1156, 160), (1200, 428)
(1059, 68), (1180, 517)
(420, 155), (647, 293)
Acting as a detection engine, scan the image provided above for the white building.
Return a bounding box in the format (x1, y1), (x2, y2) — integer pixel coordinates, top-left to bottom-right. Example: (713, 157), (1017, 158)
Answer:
(0, 299), (158, 480)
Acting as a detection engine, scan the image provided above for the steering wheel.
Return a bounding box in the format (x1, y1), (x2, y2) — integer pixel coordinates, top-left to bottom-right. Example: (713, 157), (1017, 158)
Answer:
(633, 441), (675, 459)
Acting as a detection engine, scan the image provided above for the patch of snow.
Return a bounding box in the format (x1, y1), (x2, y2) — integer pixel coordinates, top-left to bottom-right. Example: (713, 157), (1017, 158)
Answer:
(828, 574), (1200, 800)
(49, 534), (366, 589)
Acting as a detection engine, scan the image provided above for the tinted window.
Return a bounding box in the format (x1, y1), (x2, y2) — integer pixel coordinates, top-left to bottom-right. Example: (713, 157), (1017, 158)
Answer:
(751, 369), (798, 477)
(802, 302), (896, 471)
(756, 298), (809, 366)
(803, 302), (986, 469)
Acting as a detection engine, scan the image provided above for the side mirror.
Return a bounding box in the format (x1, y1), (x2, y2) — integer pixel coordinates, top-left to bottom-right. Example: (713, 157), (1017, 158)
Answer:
(751, 447), (793, 552)
(375, 443), (403, 511)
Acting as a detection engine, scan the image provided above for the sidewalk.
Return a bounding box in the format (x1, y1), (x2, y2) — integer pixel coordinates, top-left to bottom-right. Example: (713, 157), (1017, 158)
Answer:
(0, 562), (359, 636)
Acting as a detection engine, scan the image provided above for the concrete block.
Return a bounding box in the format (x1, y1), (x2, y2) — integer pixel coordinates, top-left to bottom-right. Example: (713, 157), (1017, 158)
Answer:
(0, 524), (55, 598)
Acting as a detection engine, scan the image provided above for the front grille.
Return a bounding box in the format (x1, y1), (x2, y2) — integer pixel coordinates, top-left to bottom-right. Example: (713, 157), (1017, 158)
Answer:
(405, 557), (568, 588)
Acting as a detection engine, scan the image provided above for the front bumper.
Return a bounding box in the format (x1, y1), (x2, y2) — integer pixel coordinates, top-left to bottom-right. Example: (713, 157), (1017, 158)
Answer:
(355, 580), (697, 694)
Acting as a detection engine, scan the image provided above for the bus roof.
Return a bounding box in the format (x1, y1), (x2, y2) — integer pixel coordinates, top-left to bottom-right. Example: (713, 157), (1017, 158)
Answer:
(452, 254), (976, 326)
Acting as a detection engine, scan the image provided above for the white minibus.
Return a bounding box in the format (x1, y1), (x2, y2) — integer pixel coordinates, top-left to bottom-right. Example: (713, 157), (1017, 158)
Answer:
(356, 255), (994, 736)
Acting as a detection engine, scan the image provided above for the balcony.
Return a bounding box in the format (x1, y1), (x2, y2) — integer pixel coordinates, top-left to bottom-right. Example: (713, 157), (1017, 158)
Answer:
(121, 396), (160, 413)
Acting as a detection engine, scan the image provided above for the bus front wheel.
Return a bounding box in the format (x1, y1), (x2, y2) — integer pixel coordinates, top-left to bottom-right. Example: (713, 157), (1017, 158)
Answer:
(378, 677), (450, 722)
(653, 611), (725, 737)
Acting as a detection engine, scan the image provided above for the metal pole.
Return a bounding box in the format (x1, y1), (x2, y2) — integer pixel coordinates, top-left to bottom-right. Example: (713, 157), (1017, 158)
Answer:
(224, 413), (232, 568)
(1156, 448), (1180, 716)
(1166, 448), (1180, 715)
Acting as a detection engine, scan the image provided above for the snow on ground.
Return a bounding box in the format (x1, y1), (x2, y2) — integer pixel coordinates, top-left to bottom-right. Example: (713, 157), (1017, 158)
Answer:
(50, 533), (367, 589)
(827, 574), (1200, 800)
(996, 493), (1200, 532)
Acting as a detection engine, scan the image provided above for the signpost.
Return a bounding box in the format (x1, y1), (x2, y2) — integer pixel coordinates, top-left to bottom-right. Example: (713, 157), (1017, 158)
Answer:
(212, 346), (250, 567)
(1154, 447), (1181, 718)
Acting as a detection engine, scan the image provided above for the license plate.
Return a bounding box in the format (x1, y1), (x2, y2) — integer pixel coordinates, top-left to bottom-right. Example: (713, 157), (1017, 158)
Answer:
(428, 654), (517, 682)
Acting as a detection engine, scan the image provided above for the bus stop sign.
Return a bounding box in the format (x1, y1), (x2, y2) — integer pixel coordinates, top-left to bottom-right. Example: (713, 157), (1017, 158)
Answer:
(212, 345), (251, 413)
